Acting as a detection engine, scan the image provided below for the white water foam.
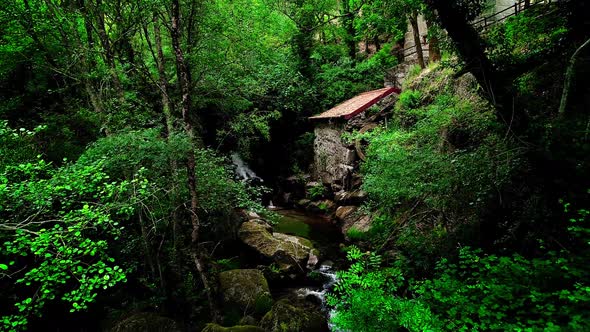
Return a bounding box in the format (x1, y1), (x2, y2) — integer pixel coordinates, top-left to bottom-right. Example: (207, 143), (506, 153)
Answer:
(231, 152), (262, 182)
(294, 264), (341, 331)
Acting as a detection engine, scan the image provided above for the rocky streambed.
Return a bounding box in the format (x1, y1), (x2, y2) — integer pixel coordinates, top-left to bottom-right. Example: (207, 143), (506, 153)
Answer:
(206, 209), (345, 332)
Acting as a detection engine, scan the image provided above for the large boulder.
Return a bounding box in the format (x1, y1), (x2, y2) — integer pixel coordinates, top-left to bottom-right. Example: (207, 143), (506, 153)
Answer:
(335, 206), (372, 237)
(238, 222), (318, 273)
(109, 313), (181, 332)
(201, 323), (265, 332)
(334, 189), (367, 205)
(219, 269), (273, 315)
(260, 300), (328, 332)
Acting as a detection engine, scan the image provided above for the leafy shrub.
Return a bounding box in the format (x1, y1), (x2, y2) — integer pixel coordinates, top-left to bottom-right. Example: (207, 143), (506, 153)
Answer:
(485, 7), (568, 65)
(0, 121), (43, 171)
(397, 89), (422, 110)
(330, 204), (590, 332)
(407, 64), (422, 79)
(0, 160), (147, 331)
(316, 47), (398, 109)
(327, 246), (438, 332)
(307, 184), (326, 200)
(346, 227), (368, 241)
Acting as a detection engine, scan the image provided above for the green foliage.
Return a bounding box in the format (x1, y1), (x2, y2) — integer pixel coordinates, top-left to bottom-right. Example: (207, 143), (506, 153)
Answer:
(315, 46), (398, 108)
(215, 258), (241, 272)
(397, 89), (422, 109)
(363, 91), (518, 213)
(485, 7), (568, 66)
(0, 159), (146, 331)
(328, 246), (438, 332)
(307, 184), (326, 200)
(346, 227), (368, 241)
(0, 121), (43, 171)
(331, 202), (590, 331)
(407, 64), (423, 79)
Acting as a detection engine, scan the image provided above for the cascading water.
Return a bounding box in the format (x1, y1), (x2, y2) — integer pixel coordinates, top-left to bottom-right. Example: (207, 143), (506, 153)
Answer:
(295, 264), (341, 331)
(295, 264), (338, 308)
(231, 152), (262, 182)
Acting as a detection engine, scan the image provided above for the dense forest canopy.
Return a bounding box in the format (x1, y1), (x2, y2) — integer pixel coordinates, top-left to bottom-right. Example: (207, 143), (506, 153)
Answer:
(1, 0), (589, 331)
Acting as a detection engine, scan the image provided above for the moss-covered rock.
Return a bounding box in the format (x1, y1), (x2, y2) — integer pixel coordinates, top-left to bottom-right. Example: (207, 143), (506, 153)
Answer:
(218, 269), (273, 316)
(109, 312), (181, 332)
(201, 323), (265, 332)
(260, 299), (328, 332)
(238, 221), (317, 273)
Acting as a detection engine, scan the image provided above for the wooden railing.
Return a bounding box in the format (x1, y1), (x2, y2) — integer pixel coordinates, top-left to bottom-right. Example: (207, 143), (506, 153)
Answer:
(401, 0), (562, 60)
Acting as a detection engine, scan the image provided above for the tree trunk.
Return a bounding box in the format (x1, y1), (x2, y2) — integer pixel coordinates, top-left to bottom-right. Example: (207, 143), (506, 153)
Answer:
(153, 15), (175, 137)
(558, 37), (590, 117)
(424, 1), (506, 114)
(426, 19), (441, 63)
(170, 0), (220, 322)
(76, 0), (108, 133)
(410, 12), (426, 69)
(95, 0), (124, 97)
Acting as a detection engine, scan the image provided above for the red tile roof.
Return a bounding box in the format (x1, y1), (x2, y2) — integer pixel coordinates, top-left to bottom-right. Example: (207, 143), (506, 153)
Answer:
(309, 87), (400, 120)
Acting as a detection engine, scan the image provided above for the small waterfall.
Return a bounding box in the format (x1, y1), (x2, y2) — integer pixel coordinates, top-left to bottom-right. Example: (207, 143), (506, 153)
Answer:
(295, 264), (339, 330)
(231, 152), (262, 182)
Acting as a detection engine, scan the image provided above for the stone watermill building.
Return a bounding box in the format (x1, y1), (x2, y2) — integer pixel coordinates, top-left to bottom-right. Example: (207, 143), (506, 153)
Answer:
(309, 87), (400, 188)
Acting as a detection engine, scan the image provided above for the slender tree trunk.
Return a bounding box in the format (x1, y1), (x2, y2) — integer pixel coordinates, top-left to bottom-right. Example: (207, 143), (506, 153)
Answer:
(76, 0), (108, 133)
(138, 210), (156, 279)
(151, 14), (179, 258)
(410, 12), (425, 69)
(170, 0), (220, 322)
(95, 0), (124, 97)
(153, 15), (175, 137)
(426, 19), (441, 63)
(558, 37), (590, 117)
(424, 0), (504, 110)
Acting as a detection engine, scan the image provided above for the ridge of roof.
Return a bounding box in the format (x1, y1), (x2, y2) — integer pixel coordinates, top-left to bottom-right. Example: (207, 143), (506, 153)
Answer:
(309, 86), (400, 120)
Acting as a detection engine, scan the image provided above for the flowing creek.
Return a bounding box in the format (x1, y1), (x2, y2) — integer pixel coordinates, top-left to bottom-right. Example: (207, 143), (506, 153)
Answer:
(272, 209), (345, 331)
(232, 154), (344, 329)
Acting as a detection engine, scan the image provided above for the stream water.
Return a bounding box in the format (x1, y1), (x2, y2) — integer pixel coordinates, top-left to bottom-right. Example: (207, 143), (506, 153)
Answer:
(231, 154), (344, 329)
(272, 209), (345, 331)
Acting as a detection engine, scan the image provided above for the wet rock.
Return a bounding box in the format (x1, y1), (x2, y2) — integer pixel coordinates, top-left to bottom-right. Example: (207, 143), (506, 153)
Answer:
(322, 199), (336, 211)
(260, 299), (328, 332)
(296, 199), (311, 208)
(335, 206), (358, 221)
(306, 249), (320, 269)
(109, 313), (181, 332)
(307, 199), (335, 213)
(331, 183), (343, 192)
(249, 219), (273, 232)
(282, 192), (292, 205)
(320, 260), (334, 269)
(218, 269), (273, 315)
(246, 211), (261, 220)
(305, 181), (322, 190)
(334, 190), (367, 205)
(304, 294), (323, 306)
(342, 214), (373, 238)
(238, 222), (317, 273)
(201, 323), (265, 332)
